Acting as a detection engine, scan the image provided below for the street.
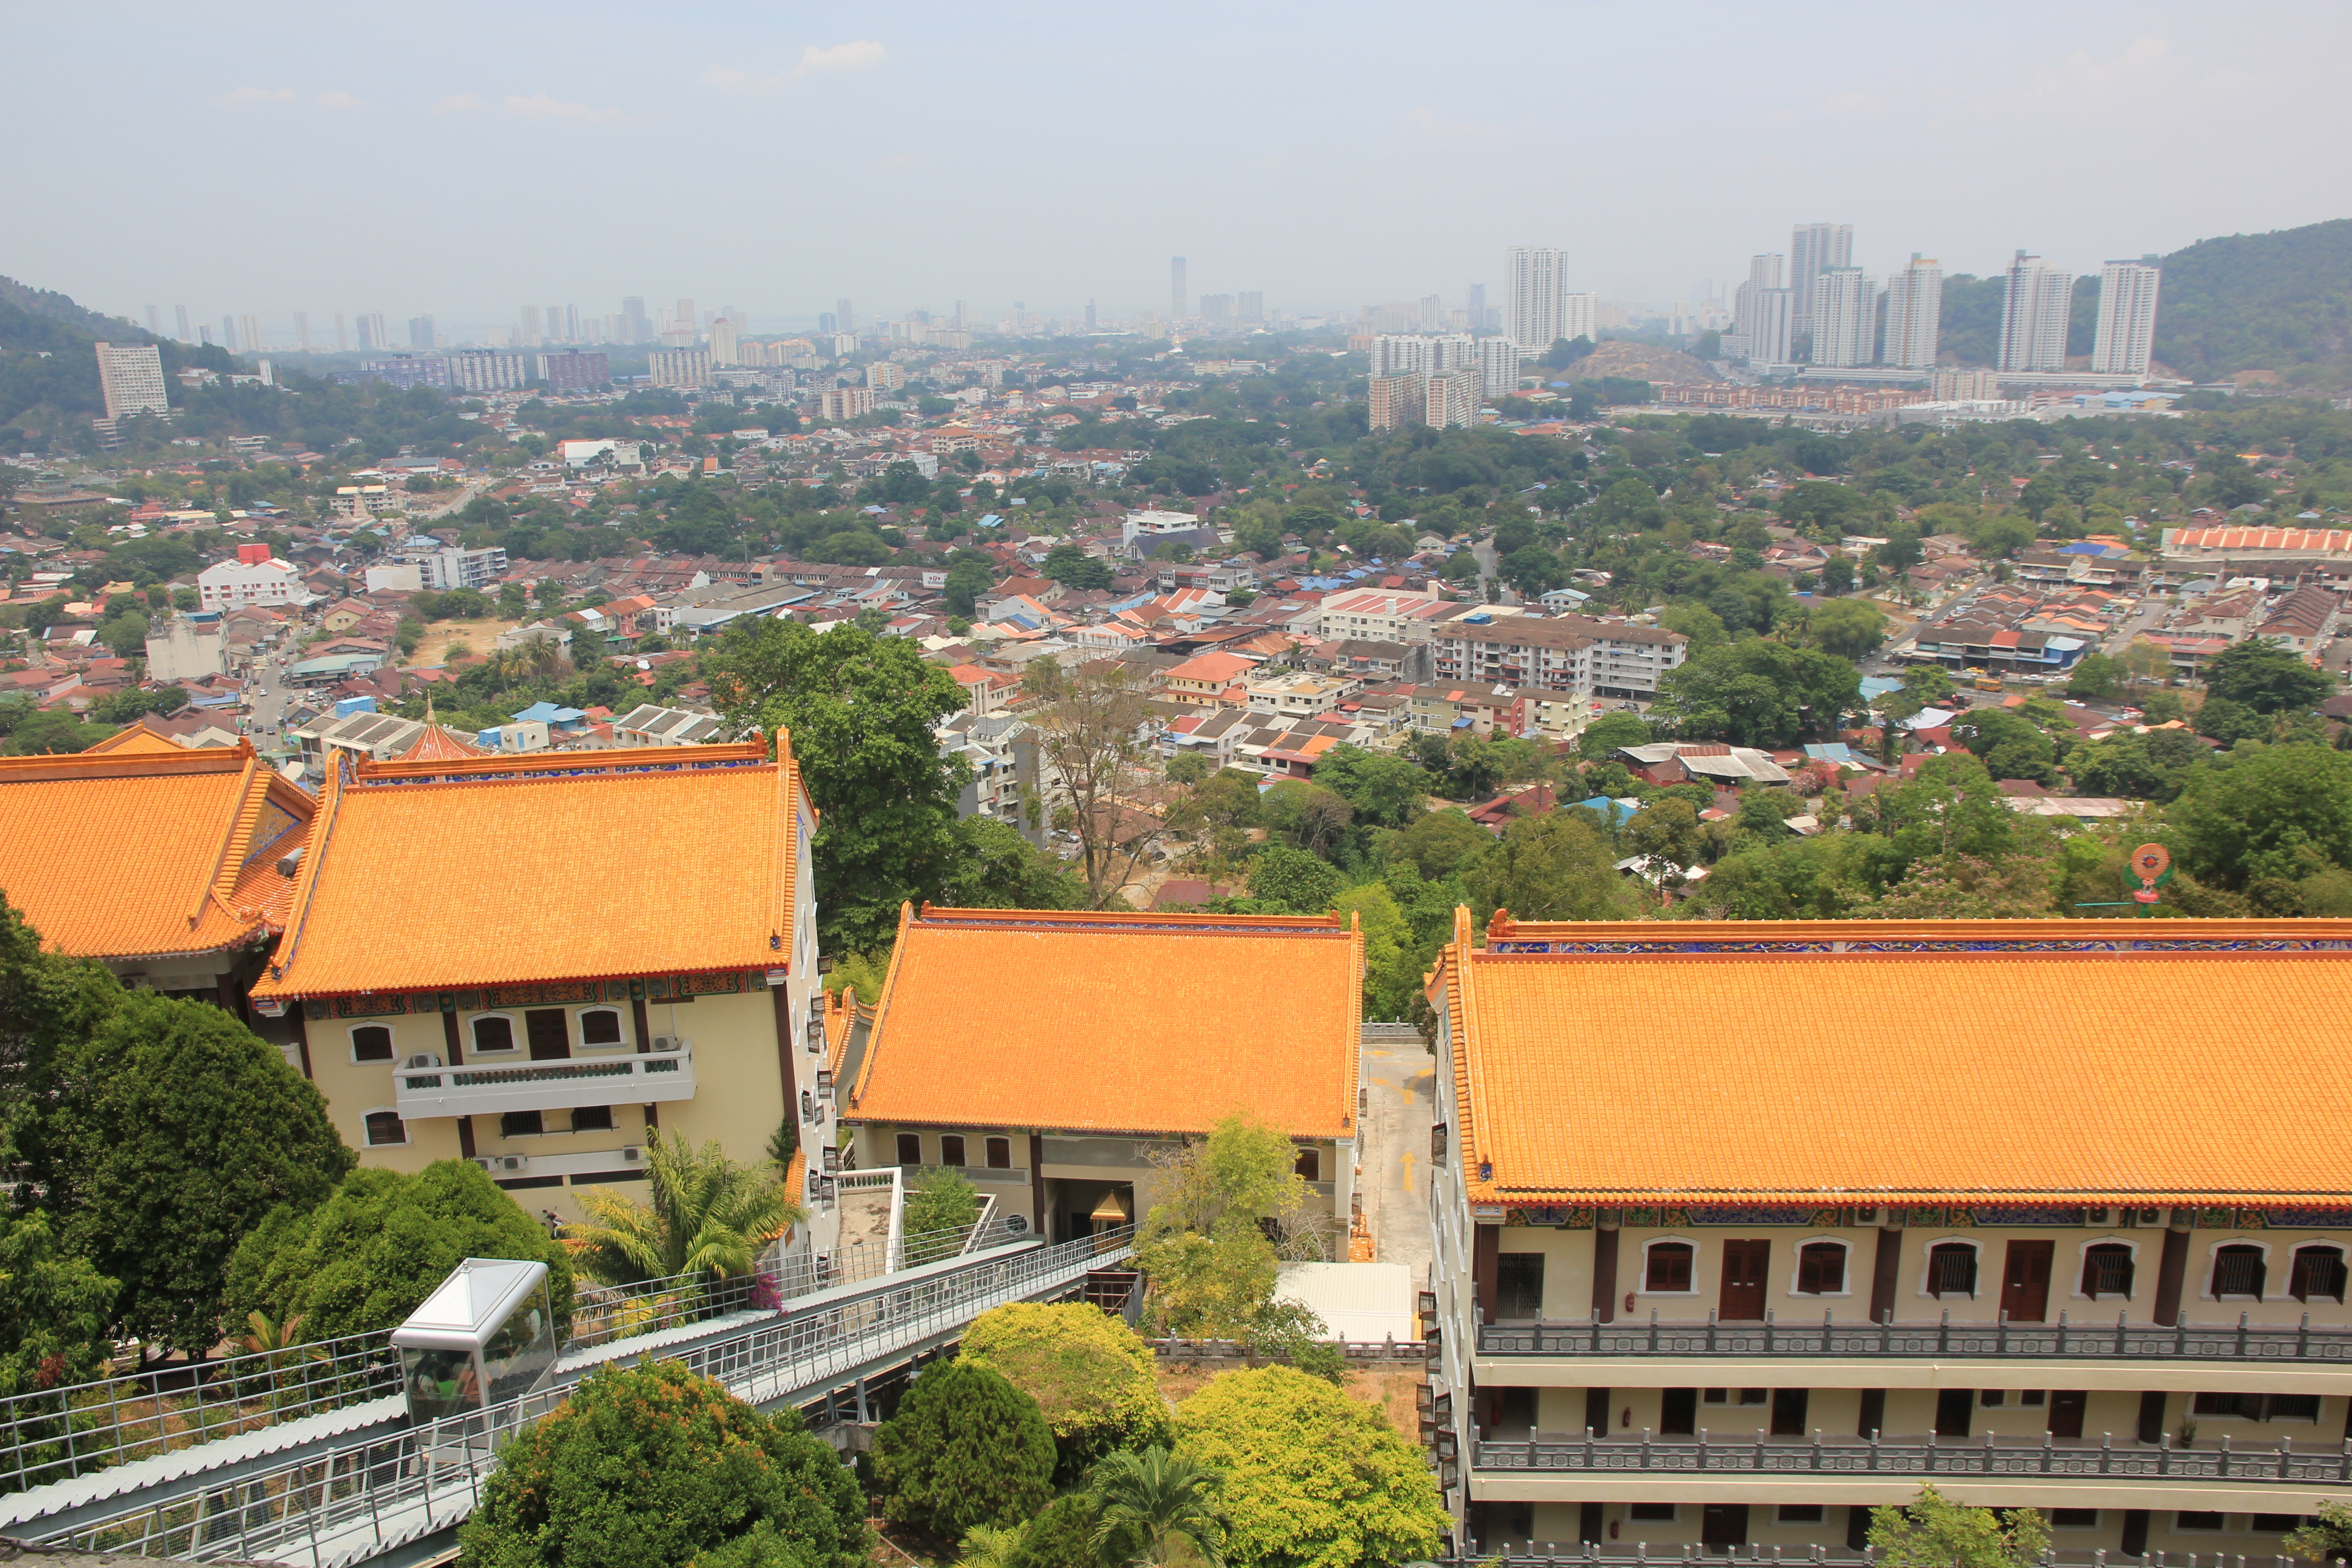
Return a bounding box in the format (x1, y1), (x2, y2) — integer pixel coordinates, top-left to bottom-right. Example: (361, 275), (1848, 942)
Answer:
(1356, 1027), (1436, 1291)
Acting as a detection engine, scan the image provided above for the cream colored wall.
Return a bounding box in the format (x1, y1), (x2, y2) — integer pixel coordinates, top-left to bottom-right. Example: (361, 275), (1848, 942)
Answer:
(1498, 1224), (1597, 1319)
(312, 1009), (453, 1171)
(644, 990), (787, 1166)
(1508, 1500), (2321, 1558)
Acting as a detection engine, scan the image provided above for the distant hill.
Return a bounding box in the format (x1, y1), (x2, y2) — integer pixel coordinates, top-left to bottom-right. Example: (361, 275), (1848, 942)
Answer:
(1568, 338), (1720, 385)
(1934, 220), (2352, 384)
(2153, 219), (2352, 383)
(0, 276), (237, 443)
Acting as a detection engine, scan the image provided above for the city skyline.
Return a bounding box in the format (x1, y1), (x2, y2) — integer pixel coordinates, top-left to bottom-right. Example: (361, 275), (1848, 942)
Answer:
(6, 3), (2346, 330)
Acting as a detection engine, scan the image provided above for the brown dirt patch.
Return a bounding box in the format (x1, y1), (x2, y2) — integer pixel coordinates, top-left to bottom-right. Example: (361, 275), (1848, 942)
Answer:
(409, 616), (522, 668)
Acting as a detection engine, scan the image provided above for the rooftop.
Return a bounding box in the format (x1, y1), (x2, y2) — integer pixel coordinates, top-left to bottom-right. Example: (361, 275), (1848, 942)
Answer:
(1436, 911), (2352, 1210)
(848, 905), (1361, 1140)
(251, 738), (809, 999)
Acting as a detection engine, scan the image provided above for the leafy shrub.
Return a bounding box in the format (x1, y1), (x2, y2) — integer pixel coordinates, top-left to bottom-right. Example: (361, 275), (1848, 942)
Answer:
(873, 1359), (1056, 1541)
(959, 1301), (1173, 1481)
(457, 1359), (867, 1568)
(904, 1168), (981, 1241)
(1174, 1366), (1447, 1568)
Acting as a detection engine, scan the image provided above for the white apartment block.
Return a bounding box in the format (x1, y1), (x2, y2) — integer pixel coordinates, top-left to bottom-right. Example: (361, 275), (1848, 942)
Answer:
(1999, 251), (2074, 372)
(2091, 258), (2163, 377)
(1882, 255), (1943, 371)
(1369, 374), (1425, 432)
(1505, 247), (1594, 351)
(1808, 268), (1877, 369)
(820, 386), (874, 421)
(1789, 222), (1853, 334)
(1370, 333), (1475, 377)
(1315, 589), (1460, 643)
(1429, 614), (1688, 701)
(1932, 367), (2001, 401)
(1477, 336), (1524, 397)
(446, 349), (529, 393)
(196, 554), (303, 611)
(649, 348), (715, 389)
(95, 343), (170, 419)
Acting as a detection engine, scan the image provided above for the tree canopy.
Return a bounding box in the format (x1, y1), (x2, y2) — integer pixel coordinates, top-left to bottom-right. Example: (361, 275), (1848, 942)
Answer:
(874, 1358), (1058, 1540)
(959, 1301), (1173, 1482)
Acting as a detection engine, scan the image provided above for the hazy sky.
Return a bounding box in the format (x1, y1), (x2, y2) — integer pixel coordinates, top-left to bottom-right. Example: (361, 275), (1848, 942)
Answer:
(10, 1), (2348, 342)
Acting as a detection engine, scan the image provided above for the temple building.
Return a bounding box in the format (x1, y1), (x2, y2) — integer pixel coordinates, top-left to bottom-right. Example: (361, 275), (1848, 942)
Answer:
(248, 736), (818, 1221)
(1426, 912), (2352, 1561)
(0, 731), (313, 1038)
(839, 904), (1363, 1243)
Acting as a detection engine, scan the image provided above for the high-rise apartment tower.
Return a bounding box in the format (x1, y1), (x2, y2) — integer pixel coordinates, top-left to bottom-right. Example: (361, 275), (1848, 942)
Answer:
(1882, 255), (1944, 372)
(1998, 251), (2073, 372)
(2090, 257), (2162, 377)
(1788, 222), (1853, 337)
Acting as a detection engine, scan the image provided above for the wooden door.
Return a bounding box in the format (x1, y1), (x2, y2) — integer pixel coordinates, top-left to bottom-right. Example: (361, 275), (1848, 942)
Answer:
(524, 1009), (571, 1060)
(2048, 1389), (2087, 1439)
(2000, 1240), (2054, 1322)
(1719, 1239), (1770, 1320)
(1661, 1387), (1698, 1435)
(1934, 1388), (1974, 1437)
(1770, 1387), (1810, 1436)
(1701, 1504), (1750, 1548)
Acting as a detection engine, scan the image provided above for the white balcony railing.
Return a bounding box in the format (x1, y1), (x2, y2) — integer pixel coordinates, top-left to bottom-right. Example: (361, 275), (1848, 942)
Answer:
(394, 1049), (696, 1118)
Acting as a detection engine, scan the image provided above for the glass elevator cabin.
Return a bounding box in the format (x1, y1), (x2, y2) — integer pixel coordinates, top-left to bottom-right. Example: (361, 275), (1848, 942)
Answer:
(391, 1257), (559, 1426)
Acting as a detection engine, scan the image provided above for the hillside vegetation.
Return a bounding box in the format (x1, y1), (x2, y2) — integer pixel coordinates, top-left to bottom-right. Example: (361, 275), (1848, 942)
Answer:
(2154, 219), (2352, 385)
(0, 276), (237, 441)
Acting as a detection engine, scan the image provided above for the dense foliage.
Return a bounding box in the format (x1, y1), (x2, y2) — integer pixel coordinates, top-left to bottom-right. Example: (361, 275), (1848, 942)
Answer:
(872, 1358), (1058, 1541)
(457, 1359), (867, 1568)
(959, 1302), (1174, 1481)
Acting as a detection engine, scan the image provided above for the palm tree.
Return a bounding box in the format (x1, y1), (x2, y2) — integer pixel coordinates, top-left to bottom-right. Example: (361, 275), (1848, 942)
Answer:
(564, 1132), (801, 1286)
(1090, 1446), (1224, 1568)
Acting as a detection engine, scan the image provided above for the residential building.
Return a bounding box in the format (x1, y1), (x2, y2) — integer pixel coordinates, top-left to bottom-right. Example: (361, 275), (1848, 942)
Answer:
(821, 386), (874, 421)
(358, 354), (448, 389)
(197, 544), (304, 610)
(1371, 334), (1477, 377)
(1426, 910), (2352, 1559)
(0, 734), (314, 1024)
(2255, 585), (2342, 654)
(1506, 247), (1595, 351)
(1788, 222), (1853, 336)
(1478, 337), (1524, 397)
(1429, 614), (1689, 701)
(648, 348), (714, 389)
(95, 342), (170, 419)
(936, 711), (1045, 844)
(709, 317), (740, 366)
(1730, 256), (1788, 364)
(867, 362), (906, 392)
(1245, 671), (1363, 723)
(1802, 268), (1873, 369)
(840, 905), (1360, 1244)
(1370, 374), (1425, 432)
(385, 544), (507, 591)
(1881, 255), (1943, 371)
(535, 351), (610, 391)
(2091, 258), (2163, 377)
(1932, 367), (2001, 401)
(248, 737), (819, 1222)
(143, 612), (227, 682)
(1315, 588), (1455, 644)
(444, 350), (529, 392)
(1425, 368), (1482, 430)
(1170, 256), (1186, 319)
(1999, 251), (2073, 372)
(1163, 650), (1256, 702)
(408, 315), (436, 349)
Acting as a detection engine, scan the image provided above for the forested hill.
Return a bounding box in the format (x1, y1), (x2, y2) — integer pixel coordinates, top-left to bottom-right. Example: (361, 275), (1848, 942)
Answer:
(0, 277), (239, 440)
(2154, 219), (2352, 384)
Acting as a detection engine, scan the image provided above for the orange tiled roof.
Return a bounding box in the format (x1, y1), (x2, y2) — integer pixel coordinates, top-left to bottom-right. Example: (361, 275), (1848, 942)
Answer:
(0, 740), (314, 960)
(848, 905), (1361, 1140)
(1434, 911), (2352, 1208)
(252, 737), (811, 999)
(397, 722), (488, 762)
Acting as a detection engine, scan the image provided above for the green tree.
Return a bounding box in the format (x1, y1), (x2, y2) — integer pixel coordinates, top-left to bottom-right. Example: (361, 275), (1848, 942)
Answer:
(226, 1161), (573, 1342)
(703, 620), (971, 949)
(2205, 638), (2335, 714)
(1900, 664), (1958, 707)
(458, 1359), (867, 1568)
(2066, 653), (2125, 700)
(1808, 597), (1886, 658)
(937, 817), (1087, 910)
(960, 1302), (1174, 1484)
(1391, 808), (1491, 881)
(1090, 1446), (1226, 1568)
(945, 555), (997, 617)
(874, 1359), (1058, 1540)
(1172, 1367), (1446, 1568)
(3, 710), (119, 755)
(1950, 709), (2058, 785)
(1865, 1485), (2050, 1568)
(904, 1168), (982, 1240)
(1623, 797), (1703, 868)
(1245, 846), (1342, 913)
(1331, 884), (1419, 1020)
(1499, 545), (1563, 598)
(1007, 1495), (1103, 1568)
(2170, 743), (2352, 891)
(1308, 745), (1427, 829)
(1042, 544), (1115, 591)
(2285, 1499), (2352, 1564)
(1576, 710), (1651, 761)
(2018, 473), (2063, 523)
(1657, 640), (1861, 747)
(1137, 1115), (1318, 1338)
(0, 1209), (118, 1489)
(1463, 809), (1635, 923)
(42, 990), (353, 1352)
(565, 1132), (799, 1286)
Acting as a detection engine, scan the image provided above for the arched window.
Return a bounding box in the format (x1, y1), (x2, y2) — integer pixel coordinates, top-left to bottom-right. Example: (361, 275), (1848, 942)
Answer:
(1645, 1241), (1694, 1293)
(985, 1137), (1012, 1169)
(2291, 1245), (2347, 1304)
(351, 1025), (394, 1063)
(578, 1008), (625, 1048)
(2212, 1244), (2267, 1299)
(1927, 1242), (1978, 1298)
(1796, 1241), (1847, 1295)
(363, 1110), (407, 1147)
(472, 1015), (516, 1053)
(2082, 1243), (2135, 1298)
(896, 1131), (922, 1165)
(940, 1134), (967, 1168)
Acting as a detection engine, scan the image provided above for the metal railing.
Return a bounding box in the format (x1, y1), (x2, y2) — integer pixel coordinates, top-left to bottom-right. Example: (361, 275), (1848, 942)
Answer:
(2, 1215), (1029, 1499)
(42, 1225), (1137, 1568)
(1473, 1429), (2352, 1485)
(395, 1049), (694, 1117)
(1478, 1309), (2352, 1364)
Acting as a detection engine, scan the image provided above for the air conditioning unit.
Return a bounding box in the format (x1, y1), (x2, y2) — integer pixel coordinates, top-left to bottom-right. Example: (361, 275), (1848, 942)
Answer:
(470, 1156), (496, 1172)
(404, 1053), (444, 1071)
(650, 1035), (679, 1053)
(620, 1145), (643, 1164)
(497, 1155), (527, 1172)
